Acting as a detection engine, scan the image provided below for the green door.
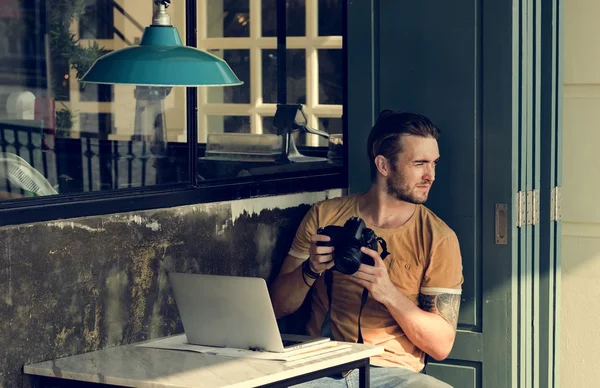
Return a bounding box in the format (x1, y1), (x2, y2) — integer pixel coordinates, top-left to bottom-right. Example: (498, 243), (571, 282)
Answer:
(346, 1), (562, 387)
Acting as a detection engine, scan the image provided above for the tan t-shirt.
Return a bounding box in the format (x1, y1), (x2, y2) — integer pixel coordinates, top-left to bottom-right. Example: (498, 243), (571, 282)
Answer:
(288, 194), (463, 372)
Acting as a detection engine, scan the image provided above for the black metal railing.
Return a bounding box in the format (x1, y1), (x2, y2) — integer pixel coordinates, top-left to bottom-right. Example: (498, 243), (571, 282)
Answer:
(0, 123), (186, 197)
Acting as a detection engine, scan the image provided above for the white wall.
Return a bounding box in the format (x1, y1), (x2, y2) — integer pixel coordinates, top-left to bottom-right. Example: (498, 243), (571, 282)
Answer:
(561, 0), (600, 386)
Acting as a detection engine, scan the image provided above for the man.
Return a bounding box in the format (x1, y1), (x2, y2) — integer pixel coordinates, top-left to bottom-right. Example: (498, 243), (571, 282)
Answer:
(270, 110), (463, 388)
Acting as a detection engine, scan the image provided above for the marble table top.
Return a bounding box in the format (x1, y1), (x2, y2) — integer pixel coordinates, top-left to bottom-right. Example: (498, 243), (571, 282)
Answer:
(24, 338), (384, 388)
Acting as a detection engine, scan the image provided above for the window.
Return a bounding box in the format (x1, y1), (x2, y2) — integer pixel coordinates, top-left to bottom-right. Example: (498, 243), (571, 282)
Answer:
(0, 1), (189, 201)
(195, 0), (344, 181)
(0, 0), (345, 225)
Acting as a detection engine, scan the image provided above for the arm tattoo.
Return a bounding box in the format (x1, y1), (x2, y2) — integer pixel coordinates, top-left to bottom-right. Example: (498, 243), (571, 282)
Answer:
(419, 293), (461, 329)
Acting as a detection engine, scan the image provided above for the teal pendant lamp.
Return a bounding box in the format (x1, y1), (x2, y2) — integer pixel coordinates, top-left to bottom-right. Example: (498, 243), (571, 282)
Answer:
(79, 0), (242, 160)
(80, 0), (242, 87)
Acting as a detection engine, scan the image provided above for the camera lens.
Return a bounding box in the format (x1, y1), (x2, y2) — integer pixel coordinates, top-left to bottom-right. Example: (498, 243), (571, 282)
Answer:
(334, 245), (363, 275)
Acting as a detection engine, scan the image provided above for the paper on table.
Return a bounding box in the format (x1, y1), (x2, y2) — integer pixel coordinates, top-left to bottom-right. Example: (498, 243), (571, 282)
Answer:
(136, 334), (351, 362)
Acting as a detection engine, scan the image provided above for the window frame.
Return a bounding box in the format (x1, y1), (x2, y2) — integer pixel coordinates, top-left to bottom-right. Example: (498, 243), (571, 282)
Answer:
(195, 0), (344, 145)
(0, 0), (348, 227)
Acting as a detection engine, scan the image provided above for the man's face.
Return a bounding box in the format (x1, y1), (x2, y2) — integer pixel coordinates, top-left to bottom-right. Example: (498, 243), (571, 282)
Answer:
(385, 135), (440, 204)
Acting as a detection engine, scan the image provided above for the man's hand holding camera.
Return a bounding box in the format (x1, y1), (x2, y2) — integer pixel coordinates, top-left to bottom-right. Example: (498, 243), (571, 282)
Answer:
(308, 234), (336, 274)
(348, 247), (397, 306)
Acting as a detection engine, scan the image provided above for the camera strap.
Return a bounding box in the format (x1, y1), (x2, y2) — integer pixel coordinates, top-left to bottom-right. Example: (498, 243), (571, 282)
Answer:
(320, 239), (390, 344)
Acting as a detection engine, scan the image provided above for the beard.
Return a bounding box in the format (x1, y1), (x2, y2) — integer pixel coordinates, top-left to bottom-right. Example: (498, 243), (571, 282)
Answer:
(386, 173), (430, 204)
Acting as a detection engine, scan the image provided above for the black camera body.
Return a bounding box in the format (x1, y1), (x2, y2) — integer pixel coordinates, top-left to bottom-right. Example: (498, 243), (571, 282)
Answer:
(317, 217), (386, 275)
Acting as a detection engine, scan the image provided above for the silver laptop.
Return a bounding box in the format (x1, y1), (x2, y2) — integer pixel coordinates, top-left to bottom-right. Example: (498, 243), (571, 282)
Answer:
(168, 272), (330, 353)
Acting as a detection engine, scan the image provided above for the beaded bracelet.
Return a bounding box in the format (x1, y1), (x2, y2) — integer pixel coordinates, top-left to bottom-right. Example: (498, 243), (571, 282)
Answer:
(302, 259), (321, 279)
(301, 270), (312, 287)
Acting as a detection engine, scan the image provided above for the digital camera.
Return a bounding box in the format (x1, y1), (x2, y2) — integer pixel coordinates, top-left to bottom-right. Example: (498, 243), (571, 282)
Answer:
(317, 217), (387, 275)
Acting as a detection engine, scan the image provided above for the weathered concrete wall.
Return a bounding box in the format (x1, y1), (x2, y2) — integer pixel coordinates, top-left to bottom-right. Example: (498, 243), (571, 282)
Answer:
(0, 190), (342, 387)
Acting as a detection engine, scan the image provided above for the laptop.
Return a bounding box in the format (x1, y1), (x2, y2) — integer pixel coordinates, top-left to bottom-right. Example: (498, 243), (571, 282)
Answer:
(168, 272), (330, 353)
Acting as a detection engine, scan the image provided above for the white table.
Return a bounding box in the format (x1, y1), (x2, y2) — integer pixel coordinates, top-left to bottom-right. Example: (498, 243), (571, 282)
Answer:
(24, 340), (384, 388)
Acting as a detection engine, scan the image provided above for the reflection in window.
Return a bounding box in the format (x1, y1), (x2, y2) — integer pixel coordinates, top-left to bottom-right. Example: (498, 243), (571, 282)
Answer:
(199, 0), (342, 146)
(52, 63), (71, 102)
(79, 0), (114, 40)
(207, 0), (250, 38)
(79, 113), (113, 137)
(78, 50), (113, 102)
(262, 50), (306, 104)
(197, 0), (344, 180)
(262, 0), (306, 37)
(207, 50), (251, 104)
(318, 50), (343, 105)
(207, 116), (251, 134)
(79, 83), (113, 102)
(318, 117), (343, 147)
(319, 117), (343, 135)
(262, 116), (276, 135)
(0, 1), (189, 201)
(318, 0), (343, 36)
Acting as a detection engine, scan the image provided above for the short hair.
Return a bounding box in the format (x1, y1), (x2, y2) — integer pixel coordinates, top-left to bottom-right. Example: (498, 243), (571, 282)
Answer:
(367, 110), (440, 181)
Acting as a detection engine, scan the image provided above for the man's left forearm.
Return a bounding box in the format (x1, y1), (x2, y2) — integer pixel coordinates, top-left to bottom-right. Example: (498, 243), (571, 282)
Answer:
(382, 288), (456, 361)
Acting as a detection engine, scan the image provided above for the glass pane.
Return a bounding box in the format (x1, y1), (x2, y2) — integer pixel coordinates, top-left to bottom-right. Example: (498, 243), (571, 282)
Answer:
(318, 117), (343, 135)
(262, 116), (277, 135)
(79, 0), (113, 40)
(52, 63), (71, 101)
(196, 0), (344, 183)
(262, 0), (306, 37)
(207, 0), (250, 38)
(207, 115), (251, 134)
(79, 113), (113, 136)
(0, 1), (189, 201)
(79, 48), (113, 102)
(80, 82), (113, 102)
(262, 49), (306, 104)
(318, 49), (343, 105)
(318, 0), (343, 36)
(207, 50), (250, 104)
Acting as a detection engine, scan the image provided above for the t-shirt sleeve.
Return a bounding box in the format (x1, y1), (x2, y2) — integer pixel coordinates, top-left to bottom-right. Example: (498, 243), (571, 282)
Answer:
(288, 204), (320, 259)
(420, 232), (464, 296)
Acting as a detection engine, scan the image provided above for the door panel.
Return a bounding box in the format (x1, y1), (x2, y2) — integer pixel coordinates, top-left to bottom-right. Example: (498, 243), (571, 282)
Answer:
(538, 0), (562, 387)
(347, 1), (561, 387)
(426, 363), (480, 388)
(377, 1), (482, 339)
(376, 2), (519, 387)
(348, 1), (523, 387)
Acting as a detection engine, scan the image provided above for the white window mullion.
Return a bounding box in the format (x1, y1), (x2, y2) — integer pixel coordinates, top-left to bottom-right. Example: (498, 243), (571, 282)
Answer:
(250, 46), (262, 134)
(69, 19), (82, 134)
(285, 37), (312, 49)
(197, 88), (208, 143)
(202, 104), (253, 115)
(306, 0), (318, 39)
(194, 0), (342, 144)
(305, 46), (319, 146)
(250, 0), (262, 39)
(252, 104), (278, 115)
(67, 91), (81, 134)
(249, 0), (262, 134)
(197, 0), (208, 42)
(312, 105), (343, 116)
(254, 115), (264, 136)
(196, 0), (208, 142)
(303, 0), (320, 146)
(310, 36), (343, 49)
(201, 38), (257, 50)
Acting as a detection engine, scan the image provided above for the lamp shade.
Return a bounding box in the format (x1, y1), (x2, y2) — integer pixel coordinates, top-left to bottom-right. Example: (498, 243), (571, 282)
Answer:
(79, 25), (243, 87)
